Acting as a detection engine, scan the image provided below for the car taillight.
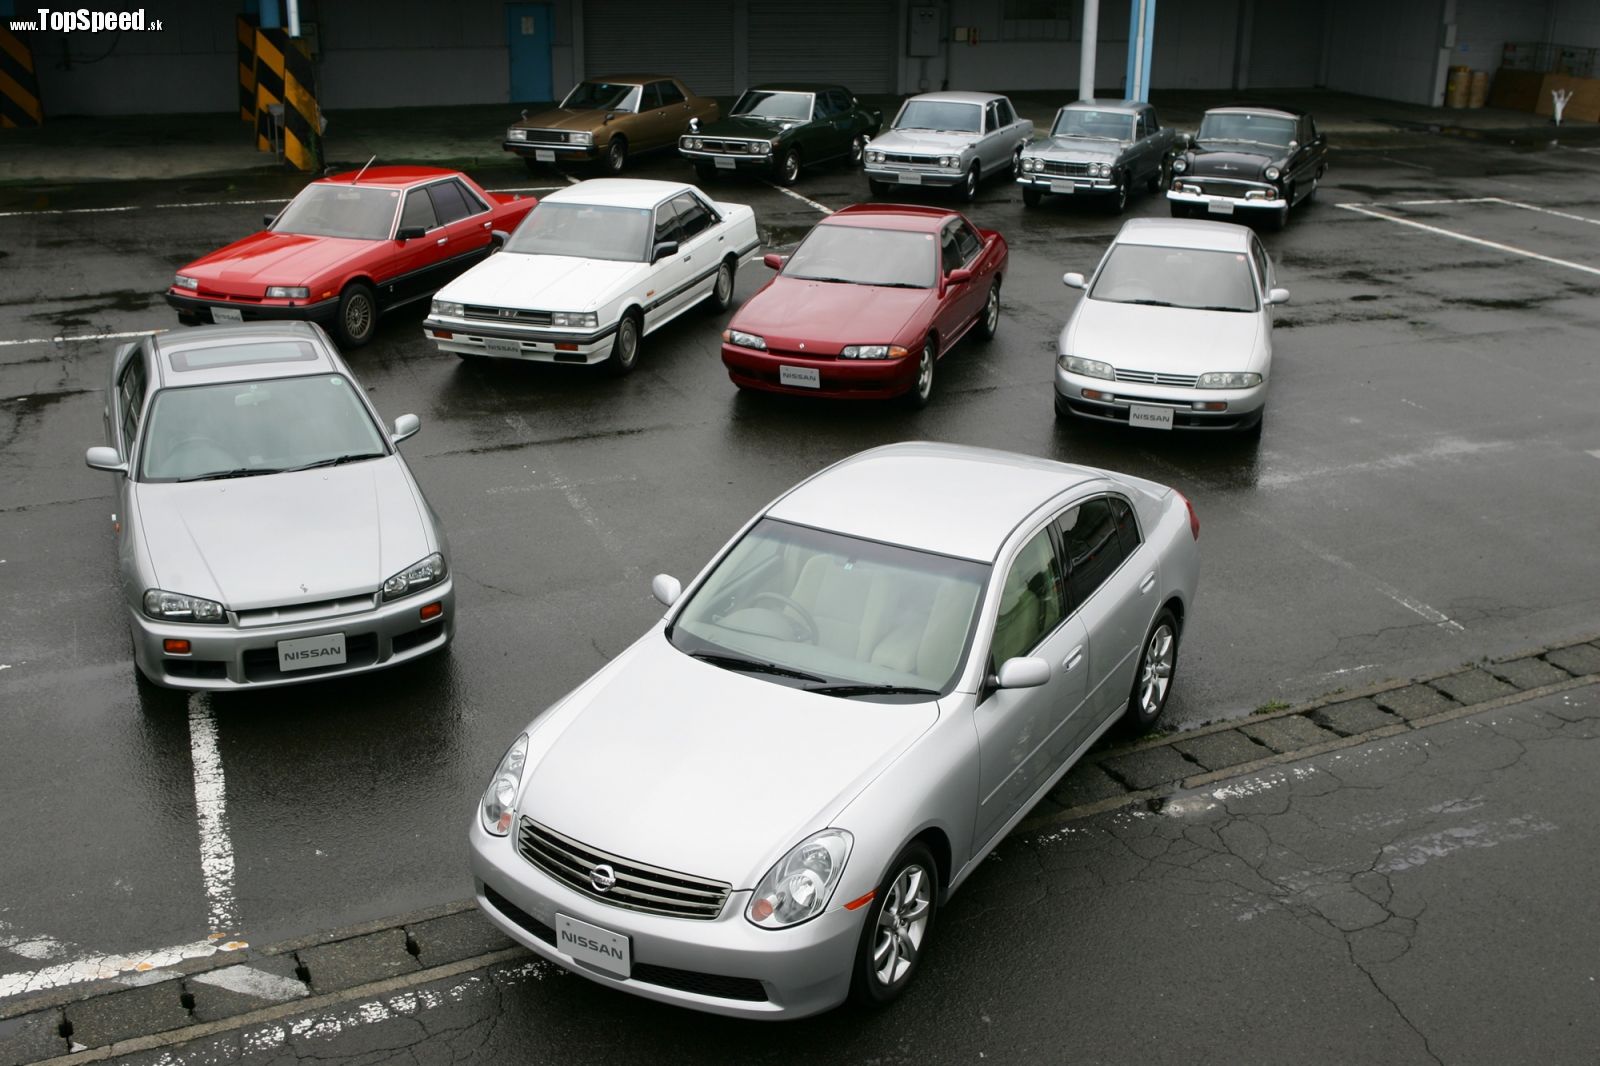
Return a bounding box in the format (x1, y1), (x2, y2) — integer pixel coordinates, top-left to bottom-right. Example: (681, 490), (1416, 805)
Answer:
(1179, 492), (1199, 540)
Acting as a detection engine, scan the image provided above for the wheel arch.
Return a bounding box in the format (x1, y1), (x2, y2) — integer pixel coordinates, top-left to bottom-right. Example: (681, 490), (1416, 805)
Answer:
(907, 826), (953, 903)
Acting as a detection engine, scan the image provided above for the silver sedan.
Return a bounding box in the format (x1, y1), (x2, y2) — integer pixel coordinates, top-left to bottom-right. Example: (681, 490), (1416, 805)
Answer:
(469, 442), (1200, 1018)
(85, 322), (453, 690)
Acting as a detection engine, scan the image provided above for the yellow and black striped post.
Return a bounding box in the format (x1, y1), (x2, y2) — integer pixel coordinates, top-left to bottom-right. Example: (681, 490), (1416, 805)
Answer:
(252, 27), (285, 154)
(0, 27), (43, 129)
(252, 27), (319, 171)
(236, 15), (257, 123)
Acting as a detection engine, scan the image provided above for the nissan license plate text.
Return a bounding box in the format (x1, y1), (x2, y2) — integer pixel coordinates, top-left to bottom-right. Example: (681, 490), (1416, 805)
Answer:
(1129, 405), (1175, 431)
(556, 914), (631, 978)
(779, 365), (821, 389)
(277, 632), (346, 672)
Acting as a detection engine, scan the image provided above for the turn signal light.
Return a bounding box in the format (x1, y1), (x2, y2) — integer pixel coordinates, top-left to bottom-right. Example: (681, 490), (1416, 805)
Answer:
(163, 639), (192, 655)
(1192, 401), (1228, 411)
(555, 343), (578, 351)
(1179, 491), (1200, 541)
(420, 601), (443, 622)
(1082, 389), (1115, 402)
(428, 329), (453, 339)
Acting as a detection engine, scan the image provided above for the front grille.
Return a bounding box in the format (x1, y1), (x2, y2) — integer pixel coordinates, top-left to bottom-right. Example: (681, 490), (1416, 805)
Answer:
(516, 818), (731, 920)
(1186, 177), (1272, 196)
(235, 594), (377, 629)
(879, 152), (944, 167)
(517, 129), (580, 146)
(1116, 368), (1199, 388)
(464, 305), (553, 325)
(241, 632), (379, 681)
(700, 138), (762, 154)
(1042, 160), (1093, 177)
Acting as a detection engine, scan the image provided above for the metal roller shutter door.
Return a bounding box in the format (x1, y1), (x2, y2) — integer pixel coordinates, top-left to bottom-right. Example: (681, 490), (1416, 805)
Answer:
(747, 1), (896, 94)
(582, 0), (735, 96)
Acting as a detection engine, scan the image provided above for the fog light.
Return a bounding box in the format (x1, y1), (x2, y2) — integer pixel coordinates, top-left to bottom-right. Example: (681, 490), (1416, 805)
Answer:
(163, 639), (191, 655)
(420, 601), (443, 621)
(1193, 401), (1228, 411)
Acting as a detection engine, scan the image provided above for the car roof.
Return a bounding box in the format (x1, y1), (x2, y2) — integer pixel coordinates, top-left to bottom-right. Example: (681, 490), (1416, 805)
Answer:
(1062, 99), (1144, 114)
(316, 165), (460, 188)
(904, 91), (1002, 106)
(1204, 105), (1304, 120)
(1112, 216), (1254, 251)
(585, 74), (678, 86)
(749, 82), (842, 94)
(826, 203), (958, 233)
(766, 443), (1102, 562)
(543, 178), (700, 209)
(149, 322), (339, 388)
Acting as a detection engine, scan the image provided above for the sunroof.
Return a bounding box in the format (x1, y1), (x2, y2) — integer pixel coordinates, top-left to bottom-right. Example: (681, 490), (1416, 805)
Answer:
(167, 340), (319, 372)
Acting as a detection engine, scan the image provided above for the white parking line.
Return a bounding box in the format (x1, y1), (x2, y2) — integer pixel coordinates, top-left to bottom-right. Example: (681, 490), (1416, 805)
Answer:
(1336, 203), (1600, 279)
(762, 181), (834, 215)
(0, 934), (246, 999)
(188, 699), (239, 934)
(0, 328), (162, 348)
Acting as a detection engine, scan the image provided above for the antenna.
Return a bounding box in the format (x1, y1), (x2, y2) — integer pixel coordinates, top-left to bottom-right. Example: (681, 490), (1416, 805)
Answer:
(350, 155), (377, 184)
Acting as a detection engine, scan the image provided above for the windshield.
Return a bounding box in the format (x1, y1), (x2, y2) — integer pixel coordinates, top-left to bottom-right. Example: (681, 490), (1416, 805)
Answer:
(783, 225), (936, 288)
(139, 373), (388, 482)
(1197, 112), (1295, 148)
(669, 518), (987, 696)
(561, 81), (639, 112)
(1089, 244), (1258, 312)
(894, 100), (982, 133)
(272, 185), (398, 240)
(502, 201), (651, 262)
(731, 90), (812, 120)
(1052, 109), (1135, 140)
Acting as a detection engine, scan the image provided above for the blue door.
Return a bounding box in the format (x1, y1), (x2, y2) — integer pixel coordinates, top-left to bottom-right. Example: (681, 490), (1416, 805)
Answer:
(506, 3), (553, 103)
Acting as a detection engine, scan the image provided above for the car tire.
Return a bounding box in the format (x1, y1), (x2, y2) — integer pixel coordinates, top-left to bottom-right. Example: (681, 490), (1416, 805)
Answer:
(1022, 185), (1043, 208)
(604, 310), (641, 376)
(960, 163), (980, 203)
(777, 147), (801, 186)
(1009, 145), (1024, 177)
(1147, 166), (1163, 193)
(868, 178), (889, 197)
(900, 340), (935, 410)
(976, 280), (1000, 342)
(848, 841), (939, 1009)
(601, 137), (627, 174)
(1107, 175), (1129, 215)
(1268, 192), (1290, 231)
(705, 257), (736, 312)
(1125, 609), (1180, 731)
(332, 282), (377, 348)
(849, 134), (866, 165)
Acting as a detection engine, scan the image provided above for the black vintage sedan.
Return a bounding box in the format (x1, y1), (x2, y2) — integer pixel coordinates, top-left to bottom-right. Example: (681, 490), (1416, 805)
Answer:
(1166, 107), (1327, 229)
(678, 83), (882, 185)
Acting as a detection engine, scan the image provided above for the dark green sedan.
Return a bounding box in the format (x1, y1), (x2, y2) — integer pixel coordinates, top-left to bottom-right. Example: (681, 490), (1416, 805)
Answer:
(678, 83), (882, 185)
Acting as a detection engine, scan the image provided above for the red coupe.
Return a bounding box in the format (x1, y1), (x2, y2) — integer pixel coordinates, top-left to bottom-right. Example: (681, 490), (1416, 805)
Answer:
(720, 203), (1007, 407)
(166, 166), (536, 348)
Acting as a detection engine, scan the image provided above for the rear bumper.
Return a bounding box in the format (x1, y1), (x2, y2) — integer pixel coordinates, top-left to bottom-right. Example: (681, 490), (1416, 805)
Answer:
(722, 344), (916, 400)
(167, 290), (339, 326)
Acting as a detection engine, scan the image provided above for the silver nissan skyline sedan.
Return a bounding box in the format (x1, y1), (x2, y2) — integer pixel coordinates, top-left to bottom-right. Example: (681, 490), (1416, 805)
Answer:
(469, 442), (1200, 1018)
(85, 322), (453, 689)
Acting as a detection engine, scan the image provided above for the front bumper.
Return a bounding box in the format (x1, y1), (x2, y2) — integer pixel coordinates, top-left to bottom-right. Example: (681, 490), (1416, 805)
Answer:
(1054, 365), (1266, 431)
(131, 579), (454, 689)
(722, 344), (917, 400)
(504, 140), (597, 162)
(469, 821), (862, 1019)
(166, 290), (340, 327)
(679, 147), (776, 172)
(1017, 173), (1117, 195)
(424, 315), (619, 366)
(863, 164), (964, 188)
(1166, 185), (1286, 213)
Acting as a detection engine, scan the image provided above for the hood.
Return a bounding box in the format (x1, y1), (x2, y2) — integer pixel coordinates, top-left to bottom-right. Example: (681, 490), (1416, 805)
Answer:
(132, 458), (432, 611)
(733, 276), (934, 353)
(701, 115), (796, 140)
(518, 634), (939, 887)
(181, 232), (373, 297)
(1184, 146), (1285, 179)
(514, 107), (618, 133)
(436, 252), (643, 314)
(873, 128), (978, 155)
(1065, 299), (1268, 375)
(1031, 136), (1124, 164)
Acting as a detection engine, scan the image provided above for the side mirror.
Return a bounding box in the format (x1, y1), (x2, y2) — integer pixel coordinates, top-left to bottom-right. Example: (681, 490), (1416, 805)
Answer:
(396, 226), (427, 241)
(262, 212), (279, 228)
(604, 111), (616, 124)
(946, 267), (974, 285)
(1267, 287), (1290, 305)
(762, 252), (787, 271)
(1062, 272), (1086, 289)
(391, 413), (421, 443)
(995, 656), (1050, 690)
(85, 446), (127, 474)
(490, 229), (510, 250)
(688, 117), (700, 133)
(652, 240), (680, 263)
(1288, 139), (1300, 152)
(1177, 132), (1193, 149)
(651, 573), (682, 607)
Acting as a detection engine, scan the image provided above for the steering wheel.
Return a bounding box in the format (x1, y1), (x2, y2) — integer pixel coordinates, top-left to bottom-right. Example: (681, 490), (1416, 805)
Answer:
(749, 591), (820, 644)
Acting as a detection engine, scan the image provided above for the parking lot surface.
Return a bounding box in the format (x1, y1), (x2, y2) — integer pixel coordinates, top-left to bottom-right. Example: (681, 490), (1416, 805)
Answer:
(2, 130), (1599, 1027)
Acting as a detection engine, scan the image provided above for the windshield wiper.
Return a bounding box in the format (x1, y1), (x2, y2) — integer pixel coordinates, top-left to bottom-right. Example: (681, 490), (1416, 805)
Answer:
(805, 683), (941, 698)
(1119, 298), (1177, 307)
(873, 282), (926, 289)
(177, 467), (281, 482)
(688, 651), (827, 683)
(1193, 305), (1251, 313)
(283, 451), (386, 473)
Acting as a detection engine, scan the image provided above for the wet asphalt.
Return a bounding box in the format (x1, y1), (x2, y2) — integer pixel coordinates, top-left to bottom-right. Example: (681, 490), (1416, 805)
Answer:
(2, 131), (1599, 1012)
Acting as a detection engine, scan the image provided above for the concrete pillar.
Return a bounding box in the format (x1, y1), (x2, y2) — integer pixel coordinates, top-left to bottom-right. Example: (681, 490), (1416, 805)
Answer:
(1078, 0), (1099, 101)
(1124, 0), (1157, 103)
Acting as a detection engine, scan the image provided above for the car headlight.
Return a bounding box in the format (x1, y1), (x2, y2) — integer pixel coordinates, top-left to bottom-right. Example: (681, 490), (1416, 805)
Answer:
(382, 552), (446, 601)
(1197, 371), (1263, 389)
(747, 829), (853, 929)
(723, 329), (767, 350)
(143, 589), (225, 624)
(1023, 156), (1041, 172)
(432, 299), (463, 318)
(1061, 355), (1115, 380)
(174, 274), (198, 290)
(1097, 163), (1114, 178)
(683, 136), (701, 150)
(940, 156), (960, 168)
(265, 285), (309, 300)
(572, 132), (594, 145)
(1264, 166), (1281, 181)
(1172, 158), (1187, 173)
(508, 128), (527, 142)
(551, 311), (598, 329)
(867, 150), (884, 164)
(839, 344), (908, 359)
(480, 733), (529, 836)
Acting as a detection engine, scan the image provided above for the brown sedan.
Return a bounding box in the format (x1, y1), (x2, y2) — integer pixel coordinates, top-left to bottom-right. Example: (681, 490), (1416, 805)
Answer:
(505, 75), (720, 174)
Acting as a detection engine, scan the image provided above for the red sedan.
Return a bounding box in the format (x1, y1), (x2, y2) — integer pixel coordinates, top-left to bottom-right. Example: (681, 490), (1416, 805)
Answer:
(720, 203), (1006, 407)
(166, 166), (536, 348)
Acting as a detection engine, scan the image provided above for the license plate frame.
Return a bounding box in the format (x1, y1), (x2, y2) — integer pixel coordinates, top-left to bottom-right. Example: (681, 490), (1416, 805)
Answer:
(1206, 199), (1236, 216)
(277, 632), (346, 673)
(1129, 404), (1176, 431)
(779, 365), (821, 389)
(210, 307), (243, 324)
(1050, 180), (1076, 194)
(483, 337), (521, 356)
(535, 149), (556, 162)
(714, 155), (737, 170)
(555, 913), (631, 979)
(898, 171), (922, 185)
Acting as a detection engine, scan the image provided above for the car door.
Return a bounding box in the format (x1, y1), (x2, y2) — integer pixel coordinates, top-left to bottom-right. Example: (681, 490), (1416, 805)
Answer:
(1145, 107), (1175, 185)
(1055, 494), (1155, 744)
(643, 198), (692, 329)
(973, 524), (1091, 848)
(933, 222), (972, 346)
(108, 344), (148, 573)
(978, 100), (1006, 176)
(667, 191), (722, 307)
(427, 178), (495, 285)
(1129, 109), (1155, 185)
(653, 78), (696, 142)
(818, 89), (853, 160)
(385, 186), (444, 307)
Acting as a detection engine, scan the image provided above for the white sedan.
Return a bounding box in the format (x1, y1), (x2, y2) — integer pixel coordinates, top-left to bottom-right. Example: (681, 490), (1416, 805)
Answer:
(424, 179), (760, 374)
(1053, 218), (1289, 436)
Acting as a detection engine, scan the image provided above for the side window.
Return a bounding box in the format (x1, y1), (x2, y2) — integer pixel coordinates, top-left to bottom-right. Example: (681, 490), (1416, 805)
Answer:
(1307, 117), (1318, 141)
(1107, 497), (1141, 556)
(400, 188), (438, 232)
(657, 80), (685, 106)
(652, 202), (682, 249)
(940, 224), (965, 274)
(117, 352), (147, 455)
(643, 82), (664, 110)
(984, 101), (1000, 133)
(814, 92), (835, 119)
(997, 98), (1016, 127)
(1145, 108), (1160, 132)
(1136, 113), (1150, 138)
(991, 528), (1066, 666)
(1249, 238), (1272, 292)
(451, 179), (488, 216)
(954, 220), (983, 264)
(1057, 498), (1127, 607)
(670, 192), (714, 241)
(830, 89), (852, 116)
(427, 181), (472, 226)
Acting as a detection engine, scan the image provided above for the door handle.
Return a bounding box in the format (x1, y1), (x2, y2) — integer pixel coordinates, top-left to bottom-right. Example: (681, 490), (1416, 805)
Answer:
(436, 237), (448, 246)
(1139, 571), (1156, 594)
(482, 221), (491, 228)
(682, 255), (692, 262)
(1062, 646), (1084, 672)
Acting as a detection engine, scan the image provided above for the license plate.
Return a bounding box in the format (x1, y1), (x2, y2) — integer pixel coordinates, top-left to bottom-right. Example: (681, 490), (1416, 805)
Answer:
(714, 155), (736, 169)
(210, 307), (243, 324)
(555, 914), (630, 978)
(483, 337), (520, 356)
(898, 172), (922, 185)
(1129, 405), (1175, 431)
(779, 365), (820, 389)
(277, 632), (346, 672)
(1050, 180), (1075, 194)
(535, 149), (555, 162)
(1207, 200), (1235, 216)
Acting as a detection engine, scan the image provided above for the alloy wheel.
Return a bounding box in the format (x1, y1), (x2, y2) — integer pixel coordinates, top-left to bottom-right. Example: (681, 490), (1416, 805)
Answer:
(984, 285), (999, 333)
(344, 292), (372, 341)
(872, 862), (932, 987)
(1139, 623), (1175, 717)
(615, 316), (638, 369)
(714, 262), (733, 305)
(915, 345), (933, 401)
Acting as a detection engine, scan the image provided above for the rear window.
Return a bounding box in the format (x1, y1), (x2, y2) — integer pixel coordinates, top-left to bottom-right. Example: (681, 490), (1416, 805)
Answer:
(167, 341), (320, 372)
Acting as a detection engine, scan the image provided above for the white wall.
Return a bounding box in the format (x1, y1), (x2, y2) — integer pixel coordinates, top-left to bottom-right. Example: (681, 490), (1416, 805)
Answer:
(1322, 0), (1444, 104)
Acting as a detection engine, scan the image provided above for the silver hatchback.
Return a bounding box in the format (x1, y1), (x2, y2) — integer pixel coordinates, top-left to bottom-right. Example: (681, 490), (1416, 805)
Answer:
(469, 443), (1200, 1018)
(85, 322), (453, 689)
